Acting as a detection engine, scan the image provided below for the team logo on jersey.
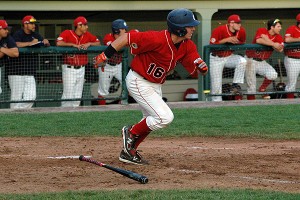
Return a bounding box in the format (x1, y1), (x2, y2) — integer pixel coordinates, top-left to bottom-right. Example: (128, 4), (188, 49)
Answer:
(210, 38), (216, 43)
(131, 43), (138, 49)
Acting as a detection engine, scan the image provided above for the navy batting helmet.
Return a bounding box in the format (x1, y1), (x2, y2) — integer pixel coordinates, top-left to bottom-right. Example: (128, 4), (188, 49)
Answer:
(112, 19), (128, 34)
(167, 8), (200, 37)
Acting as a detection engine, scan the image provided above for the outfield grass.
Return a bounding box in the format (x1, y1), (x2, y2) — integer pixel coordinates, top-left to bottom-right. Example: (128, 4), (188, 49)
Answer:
(0, 104), (299, 199)
(0, 104), (299, 139)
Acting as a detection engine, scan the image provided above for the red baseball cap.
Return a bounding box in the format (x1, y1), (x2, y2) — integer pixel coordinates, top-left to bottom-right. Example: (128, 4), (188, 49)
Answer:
(296, 13), (300, 22)
(228, 14), (241, 23)
(22, 15), (37, 24)
(74, 16), (88, 27)
(0, 20), (8, 29)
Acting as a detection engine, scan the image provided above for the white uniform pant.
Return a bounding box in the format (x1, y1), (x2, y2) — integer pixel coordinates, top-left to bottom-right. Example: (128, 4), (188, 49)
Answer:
(61, 65), (85, 107)
(8, 75), (36, 109)
(98, 63), (122, 96)
(126, 70), (174, 131)
(245, 58), (278, 93)
(284, 56), (300, 92)
(210, 54), (247, 101)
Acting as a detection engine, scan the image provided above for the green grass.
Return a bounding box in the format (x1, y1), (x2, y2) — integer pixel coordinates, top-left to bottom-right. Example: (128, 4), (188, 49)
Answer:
(0, 189), (299, 200)
(0, 104), (299, 199)
(0, 104), (299, 139)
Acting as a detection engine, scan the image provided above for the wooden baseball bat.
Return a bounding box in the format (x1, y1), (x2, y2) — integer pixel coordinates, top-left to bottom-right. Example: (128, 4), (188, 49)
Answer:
(79, 155), (148, 184)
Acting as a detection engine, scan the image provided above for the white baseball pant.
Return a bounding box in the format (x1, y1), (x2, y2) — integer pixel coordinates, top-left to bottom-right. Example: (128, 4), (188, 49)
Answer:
(126, 69), (174, 131)
(8, 75), (36, 109)
(61, 64), (85, 107)
(210, 54), (247, 101)
(284, 56), (300, 92)
(245, 58), (278, 93)
(98, 63), (122, 96)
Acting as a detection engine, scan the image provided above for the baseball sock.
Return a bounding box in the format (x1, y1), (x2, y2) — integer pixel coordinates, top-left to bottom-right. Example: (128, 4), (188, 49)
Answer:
(134, 132), (150, 149)
(259, 78), (272, 91)
(97, 95), (106, 105)
(130, 118), (151, 136)
(286, 93), (294, 99)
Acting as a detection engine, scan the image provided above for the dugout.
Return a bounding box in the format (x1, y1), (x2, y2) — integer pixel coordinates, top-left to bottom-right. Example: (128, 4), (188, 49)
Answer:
(0, 1), (299, 107)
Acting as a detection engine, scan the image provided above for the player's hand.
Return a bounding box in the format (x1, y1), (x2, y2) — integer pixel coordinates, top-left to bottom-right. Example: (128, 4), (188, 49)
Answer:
(93, 52), (107, 68)
(194, 58), (208, 76)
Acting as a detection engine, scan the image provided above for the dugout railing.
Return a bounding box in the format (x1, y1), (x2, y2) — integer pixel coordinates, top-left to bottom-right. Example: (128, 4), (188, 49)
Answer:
(0, 46), (129, 108)
(200, 43), (300, 101)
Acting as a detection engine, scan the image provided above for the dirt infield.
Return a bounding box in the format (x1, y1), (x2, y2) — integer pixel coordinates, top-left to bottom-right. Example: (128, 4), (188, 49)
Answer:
(0, 137), (299, 194)
(0, 99), (299, 194)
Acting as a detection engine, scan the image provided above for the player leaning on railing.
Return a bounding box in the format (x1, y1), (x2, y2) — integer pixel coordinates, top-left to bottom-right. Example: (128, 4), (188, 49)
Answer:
(283, 13), (300, 99)
(0, 20), (19, 95)
(245, 18), (284, 100)
(94, 8), (208, 165)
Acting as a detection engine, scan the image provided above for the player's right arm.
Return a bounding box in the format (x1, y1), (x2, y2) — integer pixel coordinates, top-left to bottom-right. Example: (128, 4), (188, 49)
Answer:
(285, 27), (300, 43)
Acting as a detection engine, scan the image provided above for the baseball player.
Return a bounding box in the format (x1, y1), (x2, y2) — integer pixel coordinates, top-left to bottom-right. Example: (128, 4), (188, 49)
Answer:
(97, 19), (130, 105)
(283, 13), (300, 99)
(209, 14), (247, 101)
(57, 16), (100, 107)
(94, 8), (208, 165)
(245, 18), (284, 100)
(9, 15), (50, 109)
(0, 20), (19, 95)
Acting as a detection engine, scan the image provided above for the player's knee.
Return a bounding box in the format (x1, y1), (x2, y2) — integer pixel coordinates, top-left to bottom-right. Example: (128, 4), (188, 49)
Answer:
(160, 111), (174, 128)
(266, 72), (278, 80)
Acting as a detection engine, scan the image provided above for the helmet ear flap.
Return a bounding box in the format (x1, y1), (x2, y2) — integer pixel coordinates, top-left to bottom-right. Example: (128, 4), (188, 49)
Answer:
(168, 26), (187, 37)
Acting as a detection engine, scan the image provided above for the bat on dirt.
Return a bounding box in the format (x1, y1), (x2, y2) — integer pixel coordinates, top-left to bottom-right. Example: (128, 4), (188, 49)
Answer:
(79, 155), (148, 184)
(275, 58), (286, 91)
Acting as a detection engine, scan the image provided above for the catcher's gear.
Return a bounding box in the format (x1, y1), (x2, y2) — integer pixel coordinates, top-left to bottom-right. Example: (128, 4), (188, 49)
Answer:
(167, 8), (200, 37)
(112, 19), (128, 34)
(93, 52), (107, 68)
(194, 58), (208, 75)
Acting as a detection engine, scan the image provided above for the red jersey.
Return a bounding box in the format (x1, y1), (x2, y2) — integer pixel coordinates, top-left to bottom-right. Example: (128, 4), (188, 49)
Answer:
(57, 30), (99, 66)
(246, 28), (284, 60)
(103, 33), (122, 65)
(210, 24), (246, 57)
(284, 25), (300, 58)
(128, 30), (200, 84)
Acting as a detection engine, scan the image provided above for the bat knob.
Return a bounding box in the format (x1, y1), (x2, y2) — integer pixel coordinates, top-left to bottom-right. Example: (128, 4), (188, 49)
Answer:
(79, 155), (84, 161)
(140, 176), (149, 184)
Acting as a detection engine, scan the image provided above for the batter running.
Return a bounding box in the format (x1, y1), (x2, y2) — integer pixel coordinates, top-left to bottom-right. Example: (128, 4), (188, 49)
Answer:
(94, 8), (208, 165)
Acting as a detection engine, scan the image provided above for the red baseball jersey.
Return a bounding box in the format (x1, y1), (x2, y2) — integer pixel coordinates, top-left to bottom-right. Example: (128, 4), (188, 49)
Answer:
(210, 24), (246, 57)
(246, 28), (284, 60)
(284, 25), (300, 58)
(57, 30), (99, 66)
(103, 33), (122, 65)
(128, 30), (200, 84)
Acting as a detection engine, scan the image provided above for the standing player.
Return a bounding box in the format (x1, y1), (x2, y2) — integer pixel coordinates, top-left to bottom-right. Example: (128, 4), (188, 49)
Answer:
(57, 16), (100, 107)
(0, 20), (19, 95)
(9, 15), (50, 109)
(97, 19), (129, 105)
(94, 8), (208, 165)
(283, 13), (300, 99)
(245, 19), (284, 100)
(209, 14), (247, 101)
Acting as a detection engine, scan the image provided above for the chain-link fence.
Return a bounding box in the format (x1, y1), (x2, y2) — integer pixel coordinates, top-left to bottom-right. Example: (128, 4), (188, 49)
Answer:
(0, 46), (129, 109)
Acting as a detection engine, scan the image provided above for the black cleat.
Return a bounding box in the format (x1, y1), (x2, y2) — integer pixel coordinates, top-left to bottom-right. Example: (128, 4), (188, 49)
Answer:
(122, 125), (138, 155)
(119, 150), (149, 165)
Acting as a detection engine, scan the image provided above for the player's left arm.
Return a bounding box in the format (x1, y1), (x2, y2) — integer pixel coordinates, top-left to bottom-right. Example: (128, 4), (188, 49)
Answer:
(181, 43), (208, 76)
